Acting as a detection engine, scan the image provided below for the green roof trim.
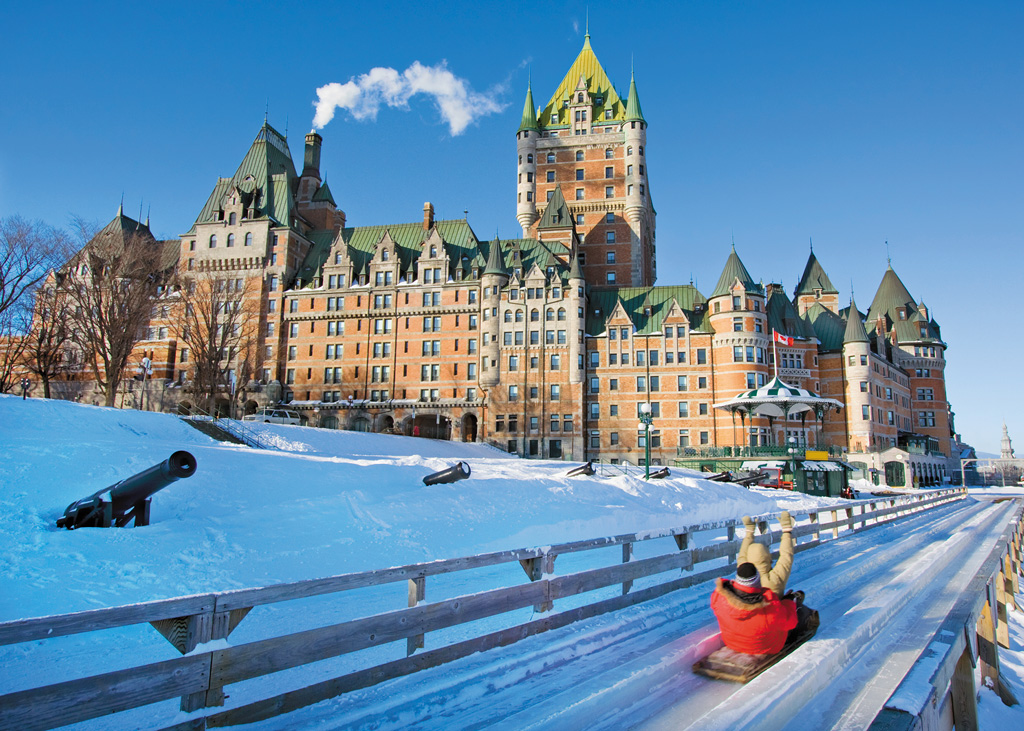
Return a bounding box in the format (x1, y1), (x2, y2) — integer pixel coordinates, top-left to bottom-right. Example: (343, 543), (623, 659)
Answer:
(794, 252), (838, 296)
(711, 247), (762, 298)
(586, 285), (707, 336)
(518, 83), (539, 132)
(623, 73), (645, 123)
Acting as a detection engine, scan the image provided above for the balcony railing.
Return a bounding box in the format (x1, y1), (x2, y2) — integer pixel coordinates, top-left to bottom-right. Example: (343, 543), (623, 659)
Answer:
(675, 445), (846, 459)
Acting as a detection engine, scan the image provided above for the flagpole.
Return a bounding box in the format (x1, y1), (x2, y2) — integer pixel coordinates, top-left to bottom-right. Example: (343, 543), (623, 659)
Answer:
(772, 330), (779, 379)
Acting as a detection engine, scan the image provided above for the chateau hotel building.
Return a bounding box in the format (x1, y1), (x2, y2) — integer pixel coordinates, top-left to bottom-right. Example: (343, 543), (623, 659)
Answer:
(88, 34), (955, 479)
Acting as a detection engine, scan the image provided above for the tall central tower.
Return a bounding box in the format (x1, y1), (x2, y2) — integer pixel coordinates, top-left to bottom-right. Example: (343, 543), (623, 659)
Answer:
(515, 33), (656, 288)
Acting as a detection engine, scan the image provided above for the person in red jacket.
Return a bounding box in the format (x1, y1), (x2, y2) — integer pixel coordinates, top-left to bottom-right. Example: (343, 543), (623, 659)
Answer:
(710, 562), (798, 655)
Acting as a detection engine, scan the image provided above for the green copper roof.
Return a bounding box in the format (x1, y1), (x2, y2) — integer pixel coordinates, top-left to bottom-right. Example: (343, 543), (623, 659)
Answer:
(803, 303), (846, 352)
(312, 181), (336, 205)
(538, 34), (625, 129)
(794, 251), (838, 296)
(188, 122), (300, 233)
(518, 83), (539, 132)
(767, 287), (816, 340)
(866, 266), (916, 325)
(843, 297), (870, 344)
(82, 209), (179, 272)
(711, 247), (762, 298)
(537, 186), (575, 230)
(586, 285), (707, 336)
(623, 73), (645, 123)
(483, 236), (507, 277)
(568, 248), (584, 280)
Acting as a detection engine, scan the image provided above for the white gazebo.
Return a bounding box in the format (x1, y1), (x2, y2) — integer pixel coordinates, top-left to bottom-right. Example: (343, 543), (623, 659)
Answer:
(714, 376), (843, 449)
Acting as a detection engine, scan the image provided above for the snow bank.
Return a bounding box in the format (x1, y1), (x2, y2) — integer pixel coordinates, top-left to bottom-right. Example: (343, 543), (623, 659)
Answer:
(1, 395), (784, 620)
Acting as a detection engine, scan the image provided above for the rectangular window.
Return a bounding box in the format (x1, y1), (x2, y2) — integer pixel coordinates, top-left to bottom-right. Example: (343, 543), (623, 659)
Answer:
(605, 186), (614, 198)
(696, 348), (706, 365)
(576, 188), (584, 200)
(678, 402), (689, 418)
(677, 375), (688, 391)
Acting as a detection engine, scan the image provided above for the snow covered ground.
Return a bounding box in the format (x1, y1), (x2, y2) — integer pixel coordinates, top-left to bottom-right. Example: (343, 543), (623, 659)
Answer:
(1, 394), (1023, 729)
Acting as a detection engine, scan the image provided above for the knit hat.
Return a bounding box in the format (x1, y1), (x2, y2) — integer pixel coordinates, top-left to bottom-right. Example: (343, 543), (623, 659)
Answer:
(735, 562), (761, 590)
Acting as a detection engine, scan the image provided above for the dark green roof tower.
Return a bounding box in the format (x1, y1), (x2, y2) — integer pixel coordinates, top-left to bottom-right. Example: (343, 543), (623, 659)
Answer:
(518, 82), (539, 133)
(843, 297), (870, 344)
(711, 246), (762, 298)
(623, 72), (646, 124)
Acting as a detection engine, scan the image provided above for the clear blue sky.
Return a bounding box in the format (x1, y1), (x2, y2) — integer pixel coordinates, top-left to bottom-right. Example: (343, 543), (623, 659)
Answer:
(1, 1), (1021, 453)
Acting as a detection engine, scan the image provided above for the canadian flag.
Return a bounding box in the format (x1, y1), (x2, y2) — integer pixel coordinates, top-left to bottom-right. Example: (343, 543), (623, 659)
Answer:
(773, 330), (794, 346)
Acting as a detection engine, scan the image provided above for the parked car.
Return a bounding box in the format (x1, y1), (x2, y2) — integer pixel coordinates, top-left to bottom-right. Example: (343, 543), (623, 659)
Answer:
(243, 408), (302, 425)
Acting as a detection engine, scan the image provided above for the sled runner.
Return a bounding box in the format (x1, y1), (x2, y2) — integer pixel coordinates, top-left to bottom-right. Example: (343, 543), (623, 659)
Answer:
(693, 610), (819, 683)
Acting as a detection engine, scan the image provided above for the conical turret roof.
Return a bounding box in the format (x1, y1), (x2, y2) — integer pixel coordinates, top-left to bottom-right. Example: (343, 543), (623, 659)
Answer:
(483, 237), (507, 277)
(518, 83), (539, 132)
(711, 246), (761, 298)
(568, 247), (584, 280)
(538, 34), (626, 128)
(624, 72), (645, 123)
(794, 251), (838, 296)
(867, 266), (916, 325)
(843, 296), (870, 344)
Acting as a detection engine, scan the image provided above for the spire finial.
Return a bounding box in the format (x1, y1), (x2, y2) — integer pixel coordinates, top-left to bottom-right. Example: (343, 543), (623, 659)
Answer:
(285, 115), (289, 138)
(885, 240), (891, 266)
(118, 193), (124, 217)
(586, 7), (589, 38)
(809, 236), (813, 253)
(264, 98), (269, 123)
(146, 205), (151, 228)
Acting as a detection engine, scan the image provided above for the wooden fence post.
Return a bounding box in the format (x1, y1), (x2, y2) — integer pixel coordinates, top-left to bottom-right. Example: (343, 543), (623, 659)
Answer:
(810, 512), (819, 542)
(950, 644), (979, 731)
(832, 510), (839, 539)
(996, 568), (1011, 650)
(674, 532), (693, 573)
(622, 543), (634, 595)
(727, 524), (737, 565)
(519, 554), (555, 613)
(408, 577), (426, 655)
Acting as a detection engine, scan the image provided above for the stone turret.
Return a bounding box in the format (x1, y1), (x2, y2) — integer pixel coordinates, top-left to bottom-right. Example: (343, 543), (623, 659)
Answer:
(480, 238), (507, 388)
(842, 297), (872, 451)
(516, 84), (539, 235)
(567, 248), (586, 385)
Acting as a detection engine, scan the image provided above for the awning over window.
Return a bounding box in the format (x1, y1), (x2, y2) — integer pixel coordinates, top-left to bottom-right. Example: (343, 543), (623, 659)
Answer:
(801, 461), (844, 472)
(740, 460), (788, 470)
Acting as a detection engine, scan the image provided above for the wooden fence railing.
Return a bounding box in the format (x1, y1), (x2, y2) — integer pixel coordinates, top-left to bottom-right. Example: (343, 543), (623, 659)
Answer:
(870, 500), (1024, 731)
(0, 488), (967, 731)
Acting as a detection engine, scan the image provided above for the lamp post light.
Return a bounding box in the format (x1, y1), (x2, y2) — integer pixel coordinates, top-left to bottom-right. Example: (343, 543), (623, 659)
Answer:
(787, 436), (798, 489)
(639, 402), (654, 480)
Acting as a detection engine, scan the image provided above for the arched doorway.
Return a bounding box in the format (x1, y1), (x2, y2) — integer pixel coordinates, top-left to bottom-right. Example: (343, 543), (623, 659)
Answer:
(461, 413), (478, 442)
(321, 415), (338, 429)
(377, 415), (395, 434)
(351, 416), (371, 433)
(243, 400), (259, 416)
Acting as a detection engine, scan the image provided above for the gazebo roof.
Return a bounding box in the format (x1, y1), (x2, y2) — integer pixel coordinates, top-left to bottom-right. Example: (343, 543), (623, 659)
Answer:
(714, 376), (843, 419)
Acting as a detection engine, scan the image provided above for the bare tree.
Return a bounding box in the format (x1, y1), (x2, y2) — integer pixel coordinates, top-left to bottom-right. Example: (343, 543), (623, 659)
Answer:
(20, 284), (73, 398)
(61, 218), (170, 407)
(0, 216), (71, 319)
(0, 305), (30, 393)
(172, 272), (259, 414)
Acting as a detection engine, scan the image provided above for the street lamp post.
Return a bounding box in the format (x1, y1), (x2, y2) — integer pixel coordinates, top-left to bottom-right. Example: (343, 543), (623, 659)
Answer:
(787, 436), (798, 489)
(639, 402), (654, 480)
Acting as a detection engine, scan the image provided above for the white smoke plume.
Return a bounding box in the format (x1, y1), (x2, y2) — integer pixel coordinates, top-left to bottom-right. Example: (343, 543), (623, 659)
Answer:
(312, 61), (505, 136)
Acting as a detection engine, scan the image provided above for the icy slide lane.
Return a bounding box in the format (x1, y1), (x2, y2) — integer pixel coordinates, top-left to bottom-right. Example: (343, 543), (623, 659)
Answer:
(252, 497), (1016, 731)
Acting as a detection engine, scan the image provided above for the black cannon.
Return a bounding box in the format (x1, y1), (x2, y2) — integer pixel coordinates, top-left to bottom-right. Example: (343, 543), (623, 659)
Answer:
(56, 451), (197, 529)
(565, 460), (596, 477)
(649, 467), (671, 479)
(422, 461), (471, 486)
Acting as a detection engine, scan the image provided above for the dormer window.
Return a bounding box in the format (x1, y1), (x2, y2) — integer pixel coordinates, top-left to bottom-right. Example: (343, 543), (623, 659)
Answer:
(595, 96), (603, 105)
(430, 246), (437, 257)
(578, 93), (584, 102)
(898, 310), (906, 320)
(814, 288), (822, 299)
(229, 212), (237, 225)
(382, 249), (389, 261)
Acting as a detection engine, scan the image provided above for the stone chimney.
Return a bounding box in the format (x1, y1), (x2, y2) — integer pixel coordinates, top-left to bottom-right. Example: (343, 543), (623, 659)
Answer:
(423, 202), (434, 231)
(303, 131), (323, 180)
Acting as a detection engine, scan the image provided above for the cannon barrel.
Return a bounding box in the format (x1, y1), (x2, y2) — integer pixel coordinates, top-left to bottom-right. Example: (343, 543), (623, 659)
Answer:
(648, 467), (671, 479)
(56, 451), (197, 529)
(565, 460), (596, 477)
(422, 461), (471, 486)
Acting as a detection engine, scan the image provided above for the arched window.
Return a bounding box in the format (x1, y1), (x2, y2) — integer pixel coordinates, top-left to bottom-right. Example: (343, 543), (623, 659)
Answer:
(209, 235), (217, 248)
(639, 146), (644, 156)
(515, 310), (523, 322)
(527, 154), (533, 163)
(430, 246), (437, 257)
(547, 153), (555, 163)
(546, 308), (554, 321)
(557, 308), (566, 321)
(605, 148), (614, 159)
(504, 311), (512, 322)
(518, 155), (522, 164)
(244, 232), (252, 246)
(382, 248), (390, 260)
(228, 212), (237, 225)
(531, 309), (539, 322)
(627, 146), (633, 156)
(578, 93), (584, 102)
(576, 150), (584, 161)
(227, 233), (235, 247)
